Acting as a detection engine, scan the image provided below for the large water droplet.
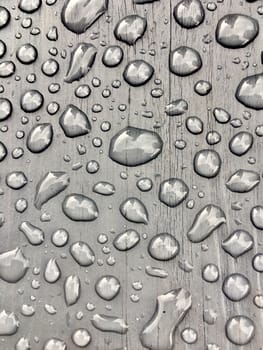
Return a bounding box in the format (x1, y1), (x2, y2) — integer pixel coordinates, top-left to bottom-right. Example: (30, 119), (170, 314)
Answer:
(91, 314), (128, 334)
(235, 73), (263, 110)
(222, 230), (254, 258)
(113, 229), (140, 251)
(0, 247), (29, 283)
(187, 204), (226, 243)
(169, 46), (202, 76)
(72, 328), (91, 348)
(102, 46), (123, 67)
(95, 275), (121, 300)
(120, 197), (148, 224)
(216, 14), (259, 49)
(61, 0), (108, 34)
(62, 194), (99, 221)
(26, 123), (53, 153)
(70, 241), (95, 266)
(114, 15), (147, 45)
(123, 60), (154, 86)
(64, 43), (97, 83)
(229, 131), (253, 156)
(20, 90), (44, 113)
(0, 310), (19, 335)
(18, 0), (42, 13)
(194, 149), (221, 178)
(173, 0), (205, 29)
(148, 233), (180, 261)
(60, 105), (91, 138)
(140, 288), (192, 350)
(226, 169), (260, 192)
(159, 178), (189, 207)
(223, 273), (250, 301)
(225, 315), (255, 345)
(109, 127), (163, 166)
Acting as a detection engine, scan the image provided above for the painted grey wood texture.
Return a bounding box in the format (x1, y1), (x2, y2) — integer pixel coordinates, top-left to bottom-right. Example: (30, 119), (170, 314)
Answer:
(0, 0), (262, 349)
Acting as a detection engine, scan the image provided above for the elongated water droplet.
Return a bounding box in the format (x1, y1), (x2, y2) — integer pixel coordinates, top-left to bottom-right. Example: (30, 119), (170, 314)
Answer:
(35, 171), (70, 209)
(187, 204), (226, 243)
(44, 258), (61, 283)
(226, 169), (260, 192)
(145, 265), (168, 278)
(64, 43), (97, 83)
(64, 275), (81, 306)
(19, 221), (45, 245)
(61, 0), (108, 34)
(26, 123), (53, 153)
(91, 314), (128, 334)
(93, 181), (115, 196)
(250, 205), (263, 229)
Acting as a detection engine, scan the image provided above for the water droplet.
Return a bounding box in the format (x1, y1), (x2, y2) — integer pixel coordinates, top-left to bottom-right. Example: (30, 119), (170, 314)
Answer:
(0, 247), (29, 283)
(251, 206), (263, 229)
(223, 273), (250, 301)
(109, 127), (163, 166)
(148, 233), (180, 261)
(44, 338), (67, 350)
(0, 61), (16, 78)
(236, 73), (263, 110)
(194, 149), (221, 178)
(61, 0), (108, 34)
(6, 171), (27, 190)
(140, 288), (192, 350)
(226, 169), (260, 193)
(70, 241), (95, 266)
(194, 80), (212, 96)
(169, 46), (202, 76)
(0, 310), (19, 335)
(27, 123), (53, 153)
(18, 0), (42, 13)
(186, 116), (203, 134)
(213, 107), (230, 123)
(0, 141), (7, 162)
(20, 90), (44, 113)
(222, 230), (254, 258)
(15, 337), (31, 350)
(19, 221), (45, 245)
(113, 229), (140, 251)
(114, 15), (147, 45)
(229, 131), (253, 156)
(120, 197), (148, 224)
(226, 315), (255, 345)
(123, 60), (154, 86)
(173, 0), (205, 29)
(72, 328), (92, 348)
(91, 314), (128, 334)
(60, 105), (91, 137)
(62, 194), (99, 221)
(64, 275), (81, 306)
(145, 265), (168, 278)
(202, 263), (219, 283)
(216, 14), (259, 49)
(95, 275), (121, 300)
(159, 178), (189, 207)
(64, 43), (97, 83)
(16, 44), (38, 64)
(181, 328), (198, 344)
(187, 204), (226, 243)
(165, 99), (188, 116)
(44, 258), (61, 283)
(137, 177), (153, 192)
(0, 7), (10, 29)
(102, 46), (123, 67)
(51, 229), (69, 247)
(93, 181), (115, 196)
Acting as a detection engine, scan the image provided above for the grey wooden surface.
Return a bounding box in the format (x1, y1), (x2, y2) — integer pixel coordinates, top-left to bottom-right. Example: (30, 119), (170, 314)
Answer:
(0, 0), (263, 349)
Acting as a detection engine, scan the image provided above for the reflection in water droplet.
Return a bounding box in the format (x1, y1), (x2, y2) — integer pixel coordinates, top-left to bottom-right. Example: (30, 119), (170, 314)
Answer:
(222, 230), (253, 258)
(113, 229), (140, 251)
(159, 178), (189, 207)
(148, 233), (180, 261)
(173, 0), (204, 29)
(114, 15), (147, 45)
(60, 104), (91, 138)
(140, 288), (192, 350)
(109, 127), (163, 166)
(223, 273), (250, 301)
(216, 14), (259, 49)
(61, 0), (108, 34)
(0, 247), (29, 283)
(64, 43), (97, 83)
(187, 204), (226, 243)
(169, 46), (202, 76)
(35, 172), (70, 209)
(123, 60), (154, 87)
(62, 194), (99, 221)
(120, 197), (148, 224)
(95, 275), (121, 300)
(194, 149), (221, 178)
(44, 338), (67, 350)
(91, 314), (128, 334)
(226, 315), (255, 345)
(70, 241), (95, 266)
